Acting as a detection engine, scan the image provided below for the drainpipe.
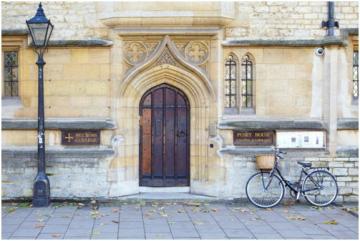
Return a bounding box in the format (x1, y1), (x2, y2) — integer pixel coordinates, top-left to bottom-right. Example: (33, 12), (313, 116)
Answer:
(322, 1), (339, 36)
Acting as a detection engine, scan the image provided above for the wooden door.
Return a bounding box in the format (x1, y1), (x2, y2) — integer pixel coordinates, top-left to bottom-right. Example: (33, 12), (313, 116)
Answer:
(139, 84), (190, 187)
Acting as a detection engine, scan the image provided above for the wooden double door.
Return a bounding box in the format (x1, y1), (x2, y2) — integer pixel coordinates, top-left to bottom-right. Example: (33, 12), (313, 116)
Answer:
(139, 84), (190, 187)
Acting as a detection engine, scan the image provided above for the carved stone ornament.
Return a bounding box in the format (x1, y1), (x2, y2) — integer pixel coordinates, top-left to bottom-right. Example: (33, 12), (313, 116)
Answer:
(155, 48), (177, 66)
(184, 41), (209, 65)
(124, 41), (148, 65)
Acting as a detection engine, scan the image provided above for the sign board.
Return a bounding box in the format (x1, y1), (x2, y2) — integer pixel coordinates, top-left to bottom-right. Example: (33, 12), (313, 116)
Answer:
(276, 131), (325, 148)
(61, 130), (100, 145)
(233, 130), (275, 146)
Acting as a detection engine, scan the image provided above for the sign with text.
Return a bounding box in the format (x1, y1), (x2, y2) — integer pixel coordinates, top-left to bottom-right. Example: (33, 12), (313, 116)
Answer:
(233, 130), (275, 146)
(61, 130), (100, 145)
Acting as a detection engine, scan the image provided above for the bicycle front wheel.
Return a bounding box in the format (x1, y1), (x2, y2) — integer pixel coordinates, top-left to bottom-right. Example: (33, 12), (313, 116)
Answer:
(246, 172), (285, 208)
(302, 170), (338, 207)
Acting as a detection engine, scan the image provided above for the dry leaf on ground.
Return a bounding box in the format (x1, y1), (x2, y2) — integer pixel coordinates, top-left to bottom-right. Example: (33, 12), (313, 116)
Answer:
(287, 215), (306, 221)
(323, 220), (338, 225)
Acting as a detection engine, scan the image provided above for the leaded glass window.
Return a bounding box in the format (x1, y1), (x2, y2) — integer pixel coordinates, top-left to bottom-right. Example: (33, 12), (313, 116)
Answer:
(353, 50), (358, 100)
(241, 55), (253, 108)
(225, 55), (237, 108)
(3, 51), (19, 97)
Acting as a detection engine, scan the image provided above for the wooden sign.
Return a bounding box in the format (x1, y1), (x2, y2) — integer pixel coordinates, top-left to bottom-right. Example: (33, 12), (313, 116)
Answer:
(233, 130), (275, 146)
(61, 130), (100, 145)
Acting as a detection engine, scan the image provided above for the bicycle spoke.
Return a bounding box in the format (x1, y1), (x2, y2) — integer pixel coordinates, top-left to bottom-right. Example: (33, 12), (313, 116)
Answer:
(246, 172), (284, 208)
(302, 170), (338, 207)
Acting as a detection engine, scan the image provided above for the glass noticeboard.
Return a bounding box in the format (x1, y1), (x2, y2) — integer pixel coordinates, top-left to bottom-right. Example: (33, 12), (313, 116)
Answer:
(276, 131), (325, 148)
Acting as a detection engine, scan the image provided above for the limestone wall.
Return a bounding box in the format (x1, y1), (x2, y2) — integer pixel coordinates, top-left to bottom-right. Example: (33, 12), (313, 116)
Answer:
(223, 47), (313, 117)
(2, 2), (358, 41)
(2, 35), (111, 119)
(227, 1), (359, 40)
(220, 154), (358, 202)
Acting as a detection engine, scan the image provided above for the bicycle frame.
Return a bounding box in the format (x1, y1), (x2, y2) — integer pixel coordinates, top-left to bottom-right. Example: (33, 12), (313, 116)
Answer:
(266, 155), (325, 194)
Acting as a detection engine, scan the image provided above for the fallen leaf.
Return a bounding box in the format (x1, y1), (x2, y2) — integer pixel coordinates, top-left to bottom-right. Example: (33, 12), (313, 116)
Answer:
(90, 211), (102, 219)
(287, 215), (306, 221)
(18, 202), (31, 208)
(159, 211), (168, 217)
(51, 234), (61, 238)
(35, 223), (45, 228)
(194, 221), (203, 225)
(6, 207), (17, 213)
(186, 202), (202, 207)
(233, 207), (249, 213)
(211, 208), (217, 212)
(311, 206), (323, 211)
(323, 220), (338, 225)
(77, 203), (85, 209)
(112, 208), (119, 213)
(139, 200), (146, 206)
(112, 220), (119, 224)
(177, 209), (185, 213)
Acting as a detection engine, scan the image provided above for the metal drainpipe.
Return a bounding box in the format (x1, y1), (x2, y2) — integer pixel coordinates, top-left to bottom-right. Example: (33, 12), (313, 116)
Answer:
(322, 1), (339, 36)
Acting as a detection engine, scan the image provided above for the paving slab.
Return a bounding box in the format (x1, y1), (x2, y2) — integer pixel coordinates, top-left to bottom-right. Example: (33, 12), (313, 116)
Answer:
(1, 201), (358, 240)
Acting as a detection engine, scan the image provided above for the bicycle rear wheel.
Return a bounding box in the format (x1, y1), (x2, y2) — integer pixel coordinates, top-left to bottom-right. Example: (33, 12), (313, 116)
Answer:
(302, 170), (338, 207)
(246, 172), (285, 208)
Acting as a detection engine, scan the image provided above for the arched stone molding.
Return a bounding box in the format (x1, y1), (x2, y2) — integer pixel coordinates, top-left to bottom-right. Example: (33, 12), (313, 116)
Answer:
(110, 36), (222, 197)
(120, 35), (216, 100)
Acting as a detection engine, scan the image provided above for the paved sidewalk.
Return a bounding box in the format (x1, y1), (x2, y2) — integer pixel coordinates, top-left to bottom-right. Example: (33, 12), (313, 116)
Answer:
(2, 200), (358, 239)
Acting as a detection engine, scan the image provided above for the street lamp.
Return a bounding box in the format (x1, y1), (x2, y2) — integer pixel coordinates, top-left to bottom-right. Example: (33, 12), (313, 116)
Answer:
(26, 2), (54, 207)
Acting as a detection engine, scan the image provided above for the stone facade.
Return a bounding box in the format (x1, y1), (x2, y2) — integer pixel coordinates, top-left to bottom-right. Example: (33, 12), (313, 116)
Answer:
(1, 1), (359, 202)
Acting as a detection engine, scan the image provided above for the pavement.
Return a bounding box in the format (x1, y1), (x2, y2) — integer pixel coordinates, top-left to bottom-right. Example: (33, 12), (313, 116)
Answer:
(1, 200), (358, 240)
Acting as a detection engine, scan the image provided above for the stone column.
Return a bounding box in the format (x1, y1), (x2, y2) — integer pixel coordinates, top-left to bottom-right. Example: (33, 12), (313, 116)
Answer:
(323, 45), (339, 156)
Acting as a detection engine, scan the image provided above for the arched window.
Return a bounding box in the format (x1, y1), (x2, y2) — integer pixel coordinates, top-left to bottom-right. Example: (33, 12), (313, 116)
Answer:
(224, 55), (237, 108)
(241, 54), (254, 109)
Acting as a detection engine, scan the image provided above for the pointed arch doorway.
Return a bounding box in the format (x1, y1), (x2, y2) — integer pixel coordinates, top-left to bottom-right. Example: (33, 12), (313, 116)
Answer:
(139, 84), (190, 187)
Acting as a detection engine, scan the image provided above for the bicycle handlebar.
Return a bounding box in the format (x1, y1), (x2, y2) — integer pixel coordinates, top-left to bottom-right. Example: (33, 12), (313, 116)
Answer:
(272, 147), (287, 158)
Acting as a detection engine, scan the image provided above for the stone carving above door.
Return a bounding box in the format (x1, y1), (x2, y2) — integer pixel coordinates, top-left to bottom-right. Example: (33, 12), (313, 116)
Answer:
(124, 41), (148, 65)
(122, 36), (210, 74)
(153, 47), (181, 68)
(184, 41), (209, 65)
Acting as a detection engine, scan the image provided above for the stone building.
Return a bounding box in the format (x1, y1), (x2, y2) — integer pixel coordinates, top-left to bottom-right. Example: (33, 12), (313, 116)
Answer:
(1, 1), (358, 202)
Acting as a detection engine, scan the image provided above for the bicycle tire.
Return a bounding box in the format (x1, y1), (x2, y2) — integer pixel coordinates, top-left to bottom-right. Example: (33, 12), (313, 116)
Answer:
(302, 170), (338, 207)
(246, 172), (285, 208)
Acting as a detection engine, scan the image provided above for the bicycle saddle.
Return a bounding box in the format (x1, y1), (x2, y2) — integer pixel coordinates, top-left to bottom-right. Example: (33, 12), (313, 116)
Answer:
(297, 161), (312, 168)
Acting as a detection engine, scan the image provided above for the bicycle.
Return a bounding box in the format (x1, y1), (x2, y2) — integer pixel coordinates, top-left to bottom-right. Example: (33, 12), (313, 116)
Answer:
(245, 148), (338, 208)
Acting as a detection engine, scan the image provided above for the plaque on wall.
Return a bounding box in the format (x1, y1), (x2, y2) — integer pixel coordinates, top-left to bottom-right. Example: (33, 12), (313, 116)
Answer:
(61, 130), (100, 145)
(233, 130), (275, 146)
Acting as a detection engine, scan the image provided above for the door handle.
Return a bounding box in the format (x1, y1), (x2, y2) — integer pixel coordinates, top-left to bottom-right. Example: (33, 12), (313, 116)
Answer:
(177, 130), (186, 137)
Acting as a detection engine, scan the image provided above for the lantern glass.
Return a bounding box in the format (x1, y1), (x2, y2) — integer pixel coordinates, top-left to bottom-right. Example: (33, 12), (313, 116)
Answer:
(26, 3), (53, 50)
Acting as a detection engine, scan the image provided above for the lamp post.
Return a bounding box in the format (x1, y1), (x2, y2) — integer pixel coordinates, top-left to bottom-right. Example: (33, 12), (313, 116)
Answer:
(26, 2), (54, 207)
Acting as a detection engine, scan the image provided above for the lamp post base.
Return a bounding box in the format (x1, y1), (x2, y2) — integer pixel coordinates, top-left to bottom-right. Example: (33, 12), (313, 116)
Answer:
(32, 172), (50, 207)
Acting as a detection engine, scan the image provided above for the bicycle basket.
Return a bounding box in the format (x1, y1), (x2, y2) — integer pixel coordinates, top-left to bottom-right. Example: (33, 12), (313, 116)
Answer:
(256, 154), (275, 170)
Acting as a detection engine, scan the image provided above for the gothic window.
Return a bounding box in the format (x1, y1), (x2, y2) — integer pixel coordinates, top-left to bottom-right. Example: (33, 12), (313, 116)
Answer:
(241, 54), (254, 109)
(353, 50), (358, 100)
(224, 55), (237, 108)
(3, 51), (19, 97)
